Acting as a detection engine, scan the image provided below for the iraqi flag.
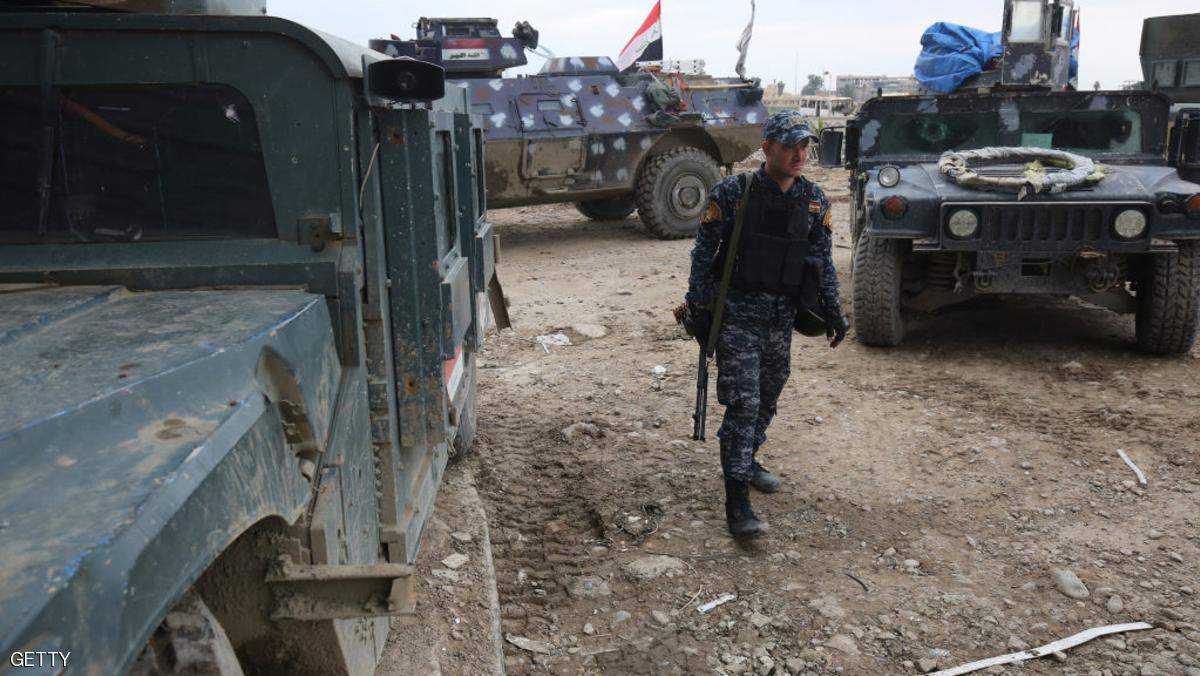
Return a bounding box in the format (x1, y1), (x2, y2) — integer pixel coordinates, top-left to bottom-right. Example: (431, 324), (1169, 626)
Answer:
(617, 1), (663, 73)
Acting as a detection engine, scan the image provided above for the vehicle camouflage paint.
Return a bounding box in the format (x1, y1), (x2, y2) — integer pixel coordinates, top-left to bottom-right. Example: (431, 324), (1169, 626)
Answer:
(822, 0), (1200, 354)
(371, 17), (768, 239)
(0, 2), (500, 674)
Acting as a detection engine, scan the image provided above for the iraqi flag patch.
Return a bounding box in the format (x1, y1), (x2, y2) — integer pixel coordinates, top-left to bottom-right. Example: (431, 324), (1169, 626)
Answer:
(808, 200), (822, 214)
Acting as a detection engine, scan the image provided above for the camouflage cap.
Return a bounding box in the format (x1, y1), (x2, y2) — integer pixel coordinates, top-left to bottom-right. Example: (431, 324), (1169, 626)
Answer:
(762, 110), (817, 145)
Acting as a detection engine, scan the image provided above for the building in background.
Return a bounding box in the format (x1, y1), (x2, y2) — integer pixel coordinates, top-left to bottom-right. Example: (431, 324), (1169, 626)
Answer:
(762, 93), (853, 117)
(836, 74), (921, 103)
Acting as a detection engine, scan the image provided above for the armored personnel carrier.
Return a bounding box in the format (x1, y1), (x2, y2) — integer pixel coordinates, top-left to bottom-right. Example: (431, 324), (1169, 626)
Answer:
(0, 1), (500, 673)
(372, 17), (767, 239)
(822, 0), (1200, 354)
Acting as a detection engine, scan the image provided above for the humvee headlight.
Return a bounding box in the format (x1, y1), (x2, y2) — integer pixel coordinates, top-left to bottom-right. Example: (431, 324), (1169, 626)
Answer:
(947, 209), (979, 238)
(878, 166), (901, 188)
(1113, 209), (1147, 239)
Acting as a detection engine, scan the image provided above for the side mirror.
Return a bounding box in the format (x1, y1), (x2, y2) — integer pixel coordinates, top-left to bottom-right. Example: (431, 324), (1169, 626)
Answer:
(818, 128), (843, 168)
(1171, 109), (1200, 170)
(366, 57), (445, 105)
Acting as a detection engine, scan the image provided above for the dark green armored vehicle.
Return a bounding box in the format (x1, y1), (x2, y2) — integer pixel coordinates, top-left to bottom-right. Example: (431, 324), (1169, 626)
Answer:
(823, 0), (1200, 354)
(0, 1), (500, 674)
(1140, 11), (1200, 185)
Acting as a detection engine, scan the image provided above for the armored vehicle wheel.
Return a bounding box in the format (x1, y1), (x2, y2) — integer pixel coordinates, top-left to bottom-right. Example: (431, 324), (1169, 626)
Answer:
(852, 233), (905, 347)
(1135, 241), (1200, 355)
(575, 195), (637, 220)
(634, 147), (721, 239)
(130, 591), (244, 676)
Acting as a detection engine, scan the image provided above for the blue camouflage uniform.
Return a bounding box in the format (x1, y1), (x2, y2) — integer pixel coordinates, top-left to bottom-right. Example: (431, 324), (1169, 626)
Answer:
(686, 116), (842, 483)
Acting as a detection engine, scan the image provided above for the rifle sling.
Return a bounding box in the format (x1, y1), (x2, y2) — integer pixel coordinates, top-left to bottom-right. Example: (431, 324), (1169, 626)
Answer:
(704, 172), (754, 357)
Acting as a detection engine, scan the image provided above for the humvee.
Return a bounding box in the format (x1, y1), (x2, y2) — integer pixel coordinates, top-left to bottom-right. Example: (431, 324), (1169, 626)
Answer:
(0, 1), (500, 673)
(822, 0), (1200, 354)
(371, 17), (768, 239)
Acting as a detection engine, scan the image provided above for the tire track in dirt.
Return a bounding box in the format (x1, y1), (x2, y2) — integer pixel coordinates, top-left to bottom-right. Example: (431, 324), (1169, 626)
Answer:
(470, 186), (1200, 675)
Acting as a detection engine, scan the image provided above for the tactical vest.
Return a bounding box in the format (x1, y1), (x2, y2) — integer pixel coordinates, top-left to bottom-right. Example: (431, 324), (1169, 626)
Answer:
(718, 177), (821, 306)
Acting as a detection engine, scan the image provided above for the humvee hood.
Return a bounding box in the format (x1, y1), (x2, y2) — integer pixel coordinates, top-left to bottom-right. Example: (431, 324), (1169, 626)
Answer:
(0, 285), (335, 644)
(914, 162), (1192, 201)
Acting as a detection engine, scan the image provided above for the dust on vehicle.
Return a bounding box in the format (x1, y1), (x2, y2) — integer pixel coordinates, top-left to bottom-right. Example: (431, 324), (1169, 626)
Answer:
(0, 1), (501, 674)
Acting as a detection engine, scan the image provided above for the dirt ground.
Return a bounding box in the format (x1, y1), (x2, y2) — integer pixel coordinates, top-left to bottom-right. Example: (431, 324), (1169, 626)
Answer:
(401, 165), (1200, 675)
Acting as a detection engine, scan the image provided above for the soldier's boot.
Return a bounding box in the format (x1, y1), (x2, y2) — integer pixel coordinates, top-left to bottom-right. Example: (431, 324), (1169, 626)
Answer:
(724, 478), (768, 538)
(749, 461), (781, 494)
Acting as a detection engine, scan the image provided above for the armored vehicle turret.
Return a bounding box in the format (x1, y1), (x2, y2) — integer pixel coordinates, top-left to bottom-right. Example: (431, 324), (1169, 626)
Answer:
(0, 2), (501, 673)
(1140, 12), (1200, 185)
(373, 17), (768, 239)
(823, 0), (1200, 354)
(1140, 12), (1200, 105)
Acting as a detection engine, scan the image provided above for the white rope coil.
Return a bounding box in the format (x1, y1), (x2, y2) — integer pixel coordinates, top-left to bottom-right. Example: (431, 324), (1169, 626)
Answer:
(939, 147), (1104, 198)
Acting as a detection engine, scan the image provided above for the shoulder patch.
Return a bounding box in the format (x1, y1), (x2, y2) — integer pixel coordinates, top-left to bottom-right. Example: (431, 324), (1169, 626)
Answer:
(701, 200), (722, 224)
(808, 200), (822, 214)
(822, 209), (834, 229)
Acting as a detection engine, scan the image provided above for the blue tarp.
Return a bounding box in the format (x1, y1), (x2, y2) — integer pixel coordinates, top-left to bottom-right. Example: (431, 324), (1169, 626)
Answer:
(1069, 21), (1079, 83)
(914, 22), (1002, 94)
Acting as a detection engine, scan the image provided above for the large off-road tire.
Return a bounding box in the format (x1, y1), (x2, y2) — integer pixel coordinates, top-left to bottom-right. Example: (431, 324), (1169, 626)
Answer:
(1135, 241), (1200, 355)
(575, 195), (637, 221)
(130, 591), (244, 676)
(633, 147), (721, 239)
(852, 233), (906, 347)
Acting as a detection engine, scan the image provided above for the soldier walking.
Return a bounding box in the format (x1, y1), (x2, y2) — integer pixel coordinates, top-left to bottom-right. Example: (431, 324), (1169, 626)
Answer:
(685, 111), (848, 538)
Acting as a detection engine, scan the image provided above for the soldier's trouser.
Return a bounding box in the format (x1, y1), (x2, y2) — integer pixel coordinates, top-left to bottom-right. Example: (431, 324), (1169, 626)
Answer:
(715, 299), (795, 482)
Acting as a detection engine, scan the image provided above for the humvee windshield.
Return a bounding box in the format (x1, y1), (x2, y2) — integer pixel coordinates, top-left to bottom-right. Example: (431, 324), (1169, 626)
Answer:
(0, 84), (275, 244)
(879, 112), (999, 155)
(876, 109), (1144, 156)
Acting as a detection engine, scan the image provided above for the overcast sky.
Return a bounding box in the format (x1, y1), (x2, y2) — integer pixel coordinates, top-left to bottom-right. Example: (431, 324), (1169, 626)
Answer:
(271, 1), (1196, 91)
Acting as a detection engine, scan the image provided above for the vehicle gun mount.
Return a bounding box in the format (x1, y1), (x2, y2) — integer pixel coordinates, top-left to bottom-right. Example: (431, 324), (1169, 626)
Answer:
(1140, 12), (1200, 104)
(390, 17), (540, 78)
(998, 0), (1076, 89)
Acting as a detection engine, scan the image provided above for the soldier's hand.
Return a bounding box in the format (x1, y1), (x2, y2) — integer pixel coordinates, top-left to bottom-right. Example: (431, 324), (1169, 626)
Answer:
(674, 301), (712, 345)
(689, 302), (713, 346)
(825, 312), (849, 348)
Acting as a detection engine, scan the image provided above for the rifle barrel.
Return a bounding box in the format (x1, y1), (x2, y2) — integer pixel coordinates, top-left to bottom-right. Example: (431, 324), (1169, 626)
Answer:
(693, 346), (708, 441)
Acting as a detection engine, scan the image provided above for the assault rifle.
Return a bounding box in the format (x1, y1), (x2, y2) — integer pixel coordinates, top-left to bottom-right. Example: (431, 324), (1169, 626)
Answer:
(691, 172), (753, 441)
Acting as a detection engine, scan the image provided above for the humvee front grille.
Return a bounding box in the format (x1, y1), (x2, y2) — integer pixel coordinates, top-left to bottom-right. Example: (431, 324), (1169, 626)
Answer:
(939, 201), (1154, 252)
